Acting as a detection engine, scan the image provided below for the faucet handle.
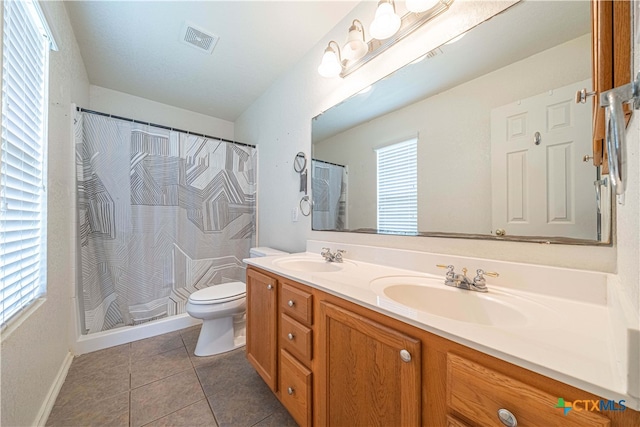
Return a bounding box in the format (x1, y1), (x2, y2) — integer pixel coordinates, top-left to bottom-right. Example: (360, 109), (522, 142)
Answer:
(473, 269), (499, 286)
(476, 269), (499, 278)
(436, 264), (456, 280)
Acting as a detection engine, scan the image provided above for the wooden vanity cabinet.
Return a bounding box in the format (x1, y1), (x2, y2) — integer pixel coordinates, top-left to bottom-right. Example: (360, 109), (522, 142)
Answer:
(246, 267), (640, 426)
(316, 301), (421, 427)
(246, 268), (278, 391)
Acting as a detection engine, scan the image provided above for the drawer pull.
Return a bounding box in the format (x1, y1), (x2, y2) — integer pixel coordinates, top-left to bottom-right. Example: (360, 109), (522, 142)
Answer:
(287, 387), (294, 395)
(497, 408), (517, 427)
(288, 300), (295, 307)
(400, 349), (412, 362)
(287, 332), (295, 340)
(267, 284), (273, 290)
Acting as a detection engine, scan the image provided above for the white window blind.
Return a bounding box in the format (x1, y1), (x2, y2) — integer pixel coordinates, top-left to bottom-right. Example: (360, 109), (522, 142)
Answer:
(376, 138), (418, 235)
(1, 0), (53, 327)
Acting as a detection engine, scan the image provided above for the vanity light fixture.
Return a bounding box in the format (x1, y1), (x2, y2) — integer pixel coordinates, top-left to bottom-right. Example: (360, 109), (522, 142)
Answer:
(370, 0), (401, 40)
(317, 41), (343, 78)
(317, 0), (454, 78)
(343, 20), (368, 61)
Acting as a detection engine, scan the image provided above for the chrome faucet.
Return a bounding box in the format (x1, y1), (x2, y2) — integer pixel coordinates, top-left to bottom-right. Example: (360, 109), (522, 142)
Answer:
(436, 264), (499, 293)
(321, 247), (346, 263)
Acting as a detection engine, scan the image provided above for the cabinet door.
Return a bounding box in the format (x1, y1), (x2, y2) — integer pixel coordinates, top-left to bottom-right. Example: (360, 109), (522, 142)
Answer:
(317, 301), (421, 427)
(246, 268), (278, 391)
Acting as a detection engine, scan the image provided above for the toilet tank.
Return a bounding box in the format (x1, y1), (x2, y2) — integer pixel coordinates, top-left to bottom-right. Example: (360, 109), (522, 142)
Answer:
(249, 247), (288, 258)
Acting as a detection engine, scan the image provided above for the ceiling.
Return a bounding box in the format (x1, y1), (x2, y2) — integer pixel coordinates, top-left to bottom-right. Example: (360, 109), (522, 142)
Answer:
(65, 1), (360, 122)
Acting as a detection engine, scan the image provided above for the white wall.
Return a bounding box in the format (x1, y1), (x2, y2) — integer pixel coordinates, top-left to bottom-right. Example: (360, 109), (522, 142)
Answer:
(0, 2), (90, 426)
(235, 0), (617, 272)
(89, 85), (235, 141)
(314, 35), (591, 234)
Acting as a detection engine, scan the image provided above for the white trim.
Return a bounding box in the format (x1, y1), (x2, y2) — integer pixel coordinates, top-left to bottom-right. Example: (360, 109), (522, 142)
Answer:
(35, 351), (73, 427)
(371, 132), (420, 152)
(71, 313), (200, 355)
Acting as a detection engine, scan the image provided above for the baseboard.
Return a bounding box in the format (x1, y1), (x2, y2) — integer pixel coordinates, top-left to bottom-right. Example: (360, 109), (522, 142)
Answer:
(35, 351), (73, 426)
(73, 313), (201, 355)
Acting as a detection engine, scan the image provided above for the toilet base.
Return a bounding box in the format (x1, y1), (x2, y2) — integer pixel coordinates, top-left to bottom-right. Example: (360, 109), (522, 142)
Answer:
(194, 316), (246, 357)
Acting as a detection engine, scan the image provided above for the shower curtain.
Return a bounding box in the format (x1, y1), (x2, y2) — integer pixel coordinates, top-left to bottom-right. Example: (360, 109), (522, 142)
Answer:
(312, 160), (346, 230)
(75, 111), (256, 334)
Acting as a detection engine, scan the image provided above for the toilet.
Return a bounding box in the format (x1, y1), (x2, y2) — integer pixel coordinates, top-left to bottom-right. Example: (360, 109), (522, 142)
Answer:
(186, 247), (287, 356)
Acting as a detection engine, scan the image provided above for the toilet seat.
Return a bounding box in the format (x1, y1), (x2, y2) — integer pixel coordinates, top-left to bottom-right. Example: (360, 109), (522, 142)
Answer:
(189, 282), (246, 305)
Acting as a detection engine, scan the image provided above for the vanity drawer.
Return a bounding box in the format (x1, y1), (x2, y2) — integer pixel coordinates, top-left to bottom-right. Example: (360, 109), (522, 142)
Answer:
(280, 349), (312, 427)
(280, 282), (313, 325)
(446, 353), (610, 427)
(280, 313), (312, 363)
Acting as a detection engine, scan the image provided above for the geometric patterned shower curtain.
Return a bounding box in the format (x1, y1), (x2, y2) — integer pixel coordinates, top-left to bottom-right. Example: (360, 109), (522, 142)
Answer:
(74, 111), (256, 334)
(311, 160), (346, 231)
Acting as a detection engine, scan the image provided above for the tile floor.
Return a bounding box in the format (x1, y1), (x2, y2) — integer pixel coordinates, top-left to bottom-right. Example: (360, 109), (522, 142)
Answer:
(46, 325), (298, 427)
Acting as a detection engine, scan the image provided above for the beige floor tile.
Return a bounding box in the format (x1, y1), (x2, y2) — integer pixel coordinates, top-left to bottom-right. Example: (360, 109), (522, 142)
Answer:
(142, 399), (217, 427)
(67, 343), (131, 379)
(54, 362), (131, 408)
(253, 408), (299, 427)
(131, 330), (185, 359)
(196, 349), (282, 427)
(130, 368), (205, 427)
(46, 390), (129, 427)
(131, 346), (192, 388)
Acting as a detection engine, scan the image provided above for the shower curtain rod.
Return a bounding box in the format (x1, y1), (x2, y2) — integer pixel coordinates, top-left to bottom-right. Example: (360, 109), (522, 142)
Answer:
(76, 106), (255, 148)
(311, 158), (345, 168)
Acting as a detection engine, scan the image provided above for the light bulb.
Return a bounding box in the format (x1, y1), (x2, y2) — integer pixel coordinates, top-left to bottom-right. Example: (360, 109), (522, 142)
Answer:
(370, 1), (401, 40)
(317, 43), (342, 78)
(343, 20), (368, 61)
(406, 0), (439, 13)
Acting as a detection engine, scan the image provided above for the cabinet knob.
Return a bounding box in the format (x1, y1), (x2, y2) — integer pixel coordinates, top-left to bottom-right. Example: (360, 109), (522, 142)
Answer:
(287, 387), (294, 395)
(497, 408), (517, 427)
(287, 333), (295, 340)
(288, 300), (295, 307)
(399, 349), (412, 363)
(267, 284), (273, 290)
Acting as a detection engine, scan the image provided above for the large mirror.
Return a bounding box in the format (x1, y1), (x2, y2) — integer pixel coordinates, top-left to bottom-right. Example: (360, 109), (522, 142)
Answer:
(311, 0), (611, 244)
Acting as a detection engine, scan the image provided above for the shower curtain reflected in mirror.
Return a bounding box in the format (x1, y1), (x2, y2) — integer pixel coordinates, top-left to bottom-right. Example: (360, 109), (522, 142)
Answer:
(75, 111), (256, 334)
(312, 160), (346, 230)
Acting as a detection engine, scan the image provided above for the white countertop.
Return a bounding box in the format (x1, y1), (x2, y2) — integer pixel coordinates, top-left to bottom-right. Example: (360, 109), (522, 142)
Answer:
(245, 240), (640, 410)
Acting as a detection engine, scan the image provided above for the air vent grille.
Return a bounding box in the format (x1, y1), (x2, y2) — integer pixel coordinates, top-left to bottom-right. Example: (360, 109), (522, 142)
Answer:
(180, 22), (219, 54)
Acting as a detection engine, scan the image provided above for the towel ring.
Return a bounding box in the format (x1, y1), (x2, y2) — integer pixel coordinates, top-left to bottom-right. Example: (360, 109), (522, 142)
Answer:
(300, 196), (311, 217)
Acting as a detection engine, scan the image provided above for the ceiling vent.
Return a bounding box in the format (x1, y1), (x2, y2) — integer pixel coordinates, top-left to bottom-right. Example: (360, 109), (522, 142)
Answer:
(179, 21), (219, 54)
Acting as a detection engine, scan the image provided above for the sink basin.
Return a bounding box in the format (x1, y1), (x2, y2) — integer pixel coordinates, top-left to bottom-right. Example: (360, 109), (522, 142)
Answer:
(370, 276), (530, 327)
(273, 257), (345, 273)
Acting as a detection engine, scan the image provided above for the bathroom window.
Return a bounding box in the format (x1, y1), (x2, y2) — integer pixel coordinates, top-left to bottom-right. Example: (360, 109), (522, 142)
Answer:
(376, 138), (418, 235)
(0, 0), (56, 327)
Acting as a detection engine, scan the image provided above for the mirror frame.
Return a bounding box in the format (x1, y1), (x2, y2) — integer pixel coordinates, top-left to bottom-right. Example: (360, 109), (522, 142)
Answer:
(310, 0), (632, 246)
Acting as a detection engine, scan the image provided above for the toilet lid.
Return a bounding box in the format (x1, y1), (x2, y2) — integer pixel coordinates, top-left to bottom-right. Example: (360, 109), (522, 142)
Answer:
(189, 282), (246, 304)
